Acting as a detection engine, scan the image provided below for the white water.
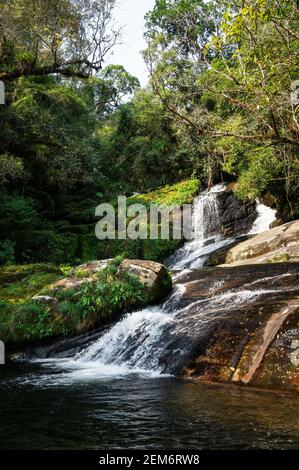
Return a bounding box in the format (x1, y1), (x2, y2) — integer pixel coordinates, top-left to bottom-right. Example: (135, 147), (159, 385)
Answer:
(35, 304), (176, 382)
(249, 201), (277, 234)
(167, 183), (233, 270)
(34, 184), (278, 382)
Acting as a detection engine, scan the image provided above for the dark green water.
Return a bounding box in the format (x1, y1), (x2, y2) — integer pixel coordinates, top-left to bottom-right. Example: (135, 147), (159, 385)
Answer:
(0, 364), (299, 450)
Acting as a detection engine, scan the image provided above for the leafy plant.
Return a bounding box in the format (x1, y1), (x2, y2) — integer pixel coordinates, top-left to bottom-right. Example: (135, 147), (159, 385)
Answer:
(10, 301), (53, 342)
(0, 240), (15, 266)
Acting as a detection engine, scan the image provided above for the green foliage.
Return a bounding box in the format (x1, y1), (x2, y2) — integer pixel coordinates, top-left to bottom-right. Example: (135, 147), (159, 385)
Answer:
(144, 0), (299, 219)
(0, 0), (120, 81)
(52, 258), (144, 320)
(0, 240), (15, 265)
(0, 153), (27, 183)
(266, 254), (290, 264)
(94, 65), (140, 116)
(234, 147), (283, 200)
(128, 179), (200, 207)
(0, 0), (298, 270)
(73, 268), (87, 279)
(56, 301), (87, 334)
(59, 264), (73, 276)
(0, 259), (150, 345)
(75, 267), (144, 318)
(97, 89), (196, 191)
(143, 238), (182, 262)
(92, 179), (200, 263)
(0, 193), (40, 232)
(0, 178), (198, 265)
(12, 230), (78, 264)
(4, 77), (102, 188)
(10, 301), (54, 342)
(146, 0), (217, 56)
(0, 264), (63, 303)
(0, 300), (14, 343)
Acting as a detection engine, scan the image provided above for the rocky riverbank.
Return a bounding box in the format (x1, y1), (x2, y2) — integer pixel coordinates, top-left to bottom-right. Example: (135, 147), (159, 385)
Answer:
(1, 258), (172, 351)
(2, 185), (298, 394)
(168, 220), (299, 392)
(223, 220), (299, 266)
(162, 263), (299, 392)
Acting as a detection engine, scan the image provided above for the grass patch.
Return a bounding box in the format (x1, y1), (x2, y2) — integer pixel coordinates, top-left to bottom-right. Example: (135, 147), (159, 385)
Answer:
(0, 258), (170, 346)
(127, 179), (200, 208)
(0, 264), (63, 303)
(266, 253), (291, 264)
(100, 179), (200, 262)
(0, 264), (63, 343)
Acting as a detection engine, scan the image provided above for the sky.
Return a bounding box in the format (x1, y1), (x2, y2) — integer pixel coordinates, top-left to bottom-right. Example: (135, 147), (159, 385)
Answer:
(105, 0), (156, 87)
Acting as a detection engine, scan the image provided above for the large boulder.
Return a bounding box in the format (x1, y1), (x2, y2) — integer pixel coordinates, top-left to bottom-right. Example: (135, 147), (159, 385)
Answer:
(35, 258), (172, 305)
(117, 259), (172, 302)
(217, 191), (257, 237)
(157, 263), (299, 392)
(9, 258), (172, 358)
(224, 220), (299, 266)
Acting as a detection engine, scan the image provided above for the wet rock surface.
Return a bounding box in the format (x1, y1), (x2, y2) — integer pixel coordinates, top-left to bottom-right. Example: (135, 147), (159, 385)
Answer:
(158, 263), (299, 392)
(204, 235), (250, 267)
(217, 191), (257, 237)
(11, 326), (108, 361)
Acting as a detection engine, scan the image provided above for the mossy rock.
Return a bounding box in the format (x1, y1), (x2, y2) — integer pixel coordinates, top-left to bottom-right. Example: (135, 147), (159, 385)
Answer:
(127, 179), (200, 208)
(117, 259), (172, 303)
(266, 253), (290, 264)
(0, 263), (62, 285)
(0, 264), (63, 306)
(2, 258), (172, 349)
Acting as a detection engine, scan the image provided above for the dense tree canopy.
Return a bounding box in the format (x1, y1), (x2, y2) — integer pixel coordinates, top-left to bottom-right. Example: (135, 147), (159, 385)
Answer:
(0, 0), (121, 80)
(0, 0), (298, 265)
(144, 0), (299, 211)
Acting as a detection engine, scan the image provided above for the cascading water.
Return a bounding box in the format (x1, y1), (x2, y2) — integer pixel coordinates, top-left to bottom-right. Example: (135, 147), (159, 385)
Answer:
(33, 185), (278, 382)
(193, 183), (225, 240)
(249, 201), (277, 234)
(37, 287), (186, 381)
(165, 183), (234, 270)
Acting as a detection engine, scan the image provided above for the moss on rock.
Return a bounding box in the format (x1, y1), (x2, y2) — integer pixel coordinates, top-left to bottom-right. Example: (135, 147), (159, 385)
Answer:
(1, 258), (172, 349)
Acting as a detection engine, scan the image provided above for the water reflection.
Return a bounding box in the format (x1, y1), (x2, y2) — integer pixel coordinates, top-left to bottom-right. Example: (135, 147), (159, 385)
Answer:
(0, 364), (298, 450)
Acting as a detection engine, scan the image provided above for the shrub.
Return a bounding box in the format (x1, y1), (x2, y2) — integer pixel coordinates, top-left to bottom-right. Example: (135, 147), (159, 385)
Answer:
(0, 194), (40, 232)
(0, 240), (15, 265)
(10, 301), (54, 342)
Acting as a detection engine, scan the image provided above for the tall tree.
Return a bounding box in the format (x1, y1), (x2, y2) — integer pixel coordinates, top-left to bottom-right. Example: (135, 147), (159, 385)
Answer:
(145, 0), (299, 212)
(0, 0), (121, 81)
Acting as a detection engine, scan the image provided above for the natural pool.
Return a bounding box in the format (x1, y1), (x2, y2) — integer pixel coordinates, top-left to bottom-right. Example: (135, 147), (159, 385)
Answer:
(0, 363), (298, 450)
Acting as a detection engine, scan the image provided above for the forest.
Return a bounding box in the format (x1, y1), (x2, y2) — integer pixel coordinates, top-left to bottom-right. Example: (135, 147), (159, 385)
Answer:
(0, 0), (298, 267)
(1, 1), (299, 453)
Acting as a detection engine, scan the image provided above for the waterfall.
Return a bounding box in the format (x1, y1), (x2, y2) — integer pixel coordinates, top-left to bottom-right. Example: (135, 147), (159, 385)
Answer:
(166, 183), (233, 270)
(33, 184), (278, 383)
(192, 184), (224, 241)
(37, 287), (185, 381)
(249, 201), (277, 235)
